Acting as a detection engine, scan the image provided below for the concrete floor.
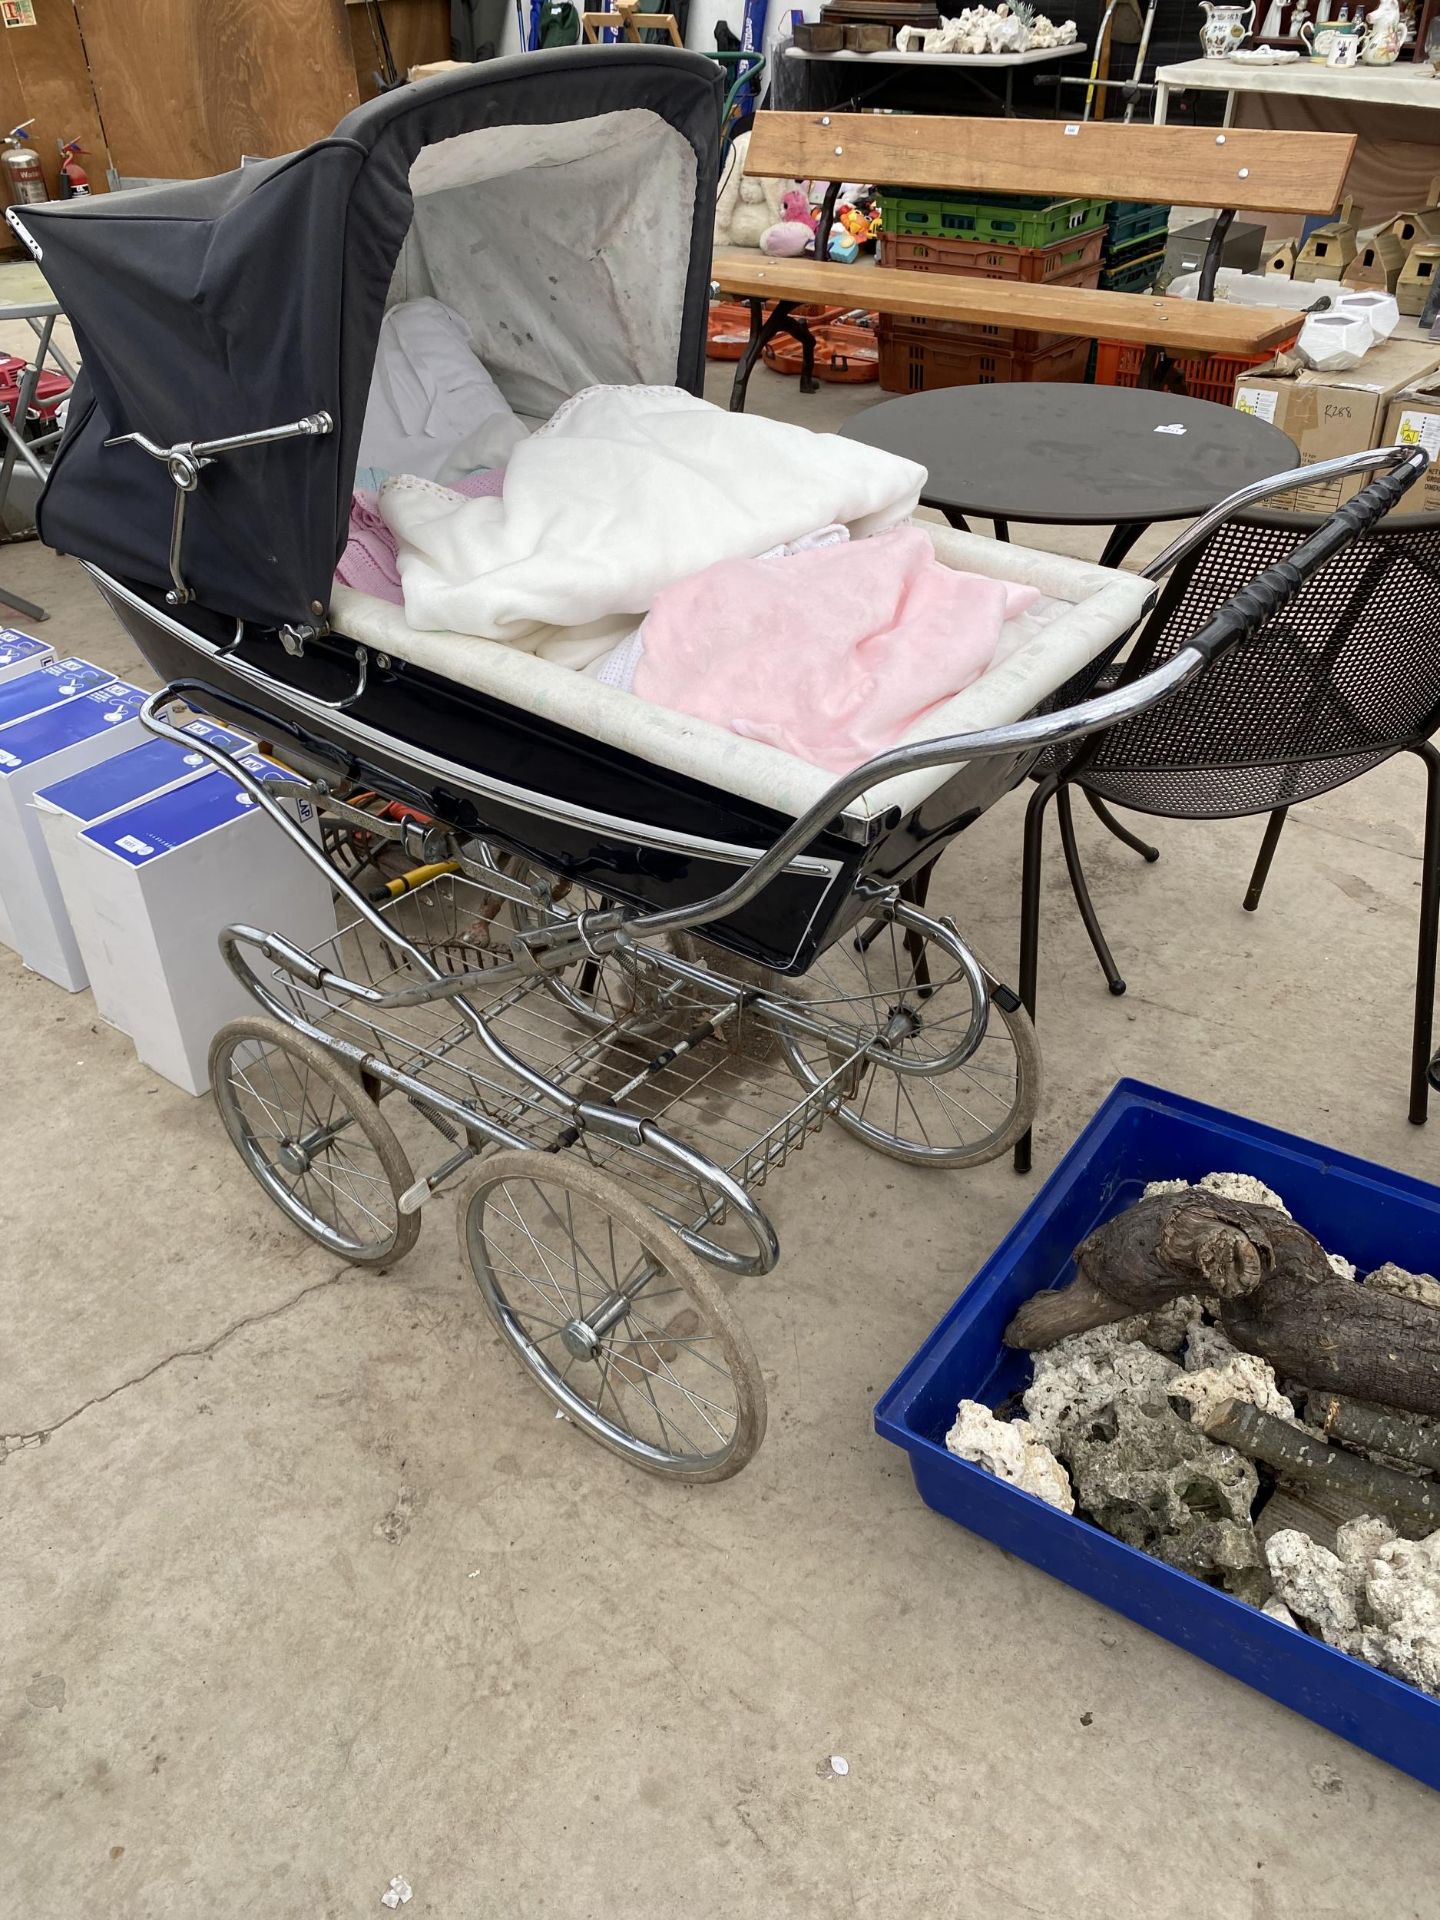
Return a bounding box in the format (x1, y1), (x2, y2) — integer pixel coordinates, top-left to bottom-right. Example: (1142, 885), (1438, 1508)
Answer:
(5, 361), (1440, 1917)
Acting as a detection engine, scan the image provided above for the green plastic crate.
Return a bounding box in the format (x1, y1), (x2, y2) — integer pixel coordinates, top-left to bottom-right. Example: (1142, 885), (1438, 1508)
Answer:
(878, 188), (1109, 248)
(1100, 249), (1165, 296)
(1105, 199), (1171, 254)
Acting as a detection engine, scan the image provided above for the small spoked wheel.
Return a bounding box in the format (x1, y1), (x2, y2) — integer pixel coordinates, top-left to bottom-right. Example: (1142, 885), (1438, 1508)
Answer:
(781, 915), (1040, 1168)
(209, 1016), (420, 1267)
(459, 1150), (766, 1481)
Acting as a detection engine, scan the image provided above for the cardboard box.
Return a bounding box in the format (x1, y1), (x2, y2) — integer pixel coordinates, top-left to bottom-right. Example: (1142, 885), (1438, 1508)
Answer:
(1382, 377), (1440, 519)
(34, 717), (252, 1007)
(71, 756), (334, 1096)
(1233, 338), (1440, 515)
(0, 681), (148, 980)
(0, 629), (53, 684)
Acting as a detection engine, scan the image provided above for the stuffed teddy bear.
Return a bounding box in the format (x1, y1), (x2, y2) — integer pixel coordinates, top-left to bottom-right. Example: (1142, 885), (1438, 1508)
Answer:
(713, 131), (787, 251)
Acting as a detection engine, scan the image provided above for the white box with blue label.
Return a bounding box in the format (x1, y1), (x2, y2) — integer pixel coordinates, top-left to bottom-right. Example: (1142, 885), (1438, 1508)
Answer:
(0, 656), (111, 730)
(70, 754), (335, 1095)
(0, 678), (148, 979)
(33, 717), (253, 1006)
(0, 630), (54, 685)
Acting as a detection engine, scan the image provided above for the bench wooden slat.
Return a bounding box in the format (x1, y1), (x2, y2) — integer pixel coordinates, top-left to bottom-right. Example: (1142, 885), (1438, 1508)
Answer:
(711, 250), (1305, 355)
(744, 114), (1355, 218)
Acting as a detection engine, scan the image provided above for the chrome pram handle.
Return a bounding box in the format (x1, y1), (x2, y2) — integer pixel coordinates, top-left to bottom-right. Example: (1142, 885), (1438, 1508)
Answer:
(104, 410), (333, 608)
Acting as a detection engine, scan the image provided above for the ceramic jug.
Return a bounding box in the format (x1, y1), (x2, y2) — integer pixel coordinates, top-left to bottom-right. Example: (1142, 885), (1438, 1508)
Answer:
(1200, 0), (1257, 53)
(1361, 0), (1404, 60)
(1300, 13), (1362, 55)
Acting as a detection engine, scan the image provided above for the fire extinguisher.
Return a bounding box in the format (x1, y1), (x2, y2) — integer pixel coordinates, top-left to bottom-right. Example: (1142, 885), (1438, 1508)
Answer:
(1, 120), (47, 206)
(58, 139), (90, 197)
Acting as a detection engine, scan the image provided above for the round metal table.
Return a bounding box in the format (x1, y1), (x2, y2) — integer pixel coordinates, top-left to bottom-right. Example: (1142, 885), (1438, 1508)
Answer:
(840, 381), (1299, 567)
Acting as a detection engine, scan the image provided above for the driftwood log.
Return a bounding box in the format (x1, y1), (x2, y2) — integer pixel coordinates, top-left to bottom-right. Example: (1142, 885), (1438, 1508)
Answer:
(1003, 1191), (1440, 1420)
(1202, 1399), (1440, 1539)
(1307, 1393), (1440, 1475)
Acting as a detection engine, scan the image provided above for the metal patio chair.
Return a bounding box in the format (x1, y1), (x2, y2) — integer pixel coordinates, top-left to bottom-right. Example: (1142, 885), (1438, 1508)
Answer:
(1016, 504), (1440, 1171)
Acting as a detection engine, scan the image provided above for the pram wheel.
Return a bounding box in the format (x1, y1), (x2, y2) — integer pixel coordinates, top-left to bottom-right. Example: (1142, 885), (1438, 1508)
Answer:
(780, 920), (1040, 1168)
(459, 1151), (767, 1480)
(209, 1016), (420, 1267)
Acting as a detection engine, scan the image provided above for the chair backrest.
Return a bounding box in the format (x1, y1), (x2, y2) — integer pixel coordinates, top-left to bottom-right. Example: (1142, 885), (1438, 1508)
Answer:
(1074, 512), (1440, 818)
(743, 113), (1356, 219)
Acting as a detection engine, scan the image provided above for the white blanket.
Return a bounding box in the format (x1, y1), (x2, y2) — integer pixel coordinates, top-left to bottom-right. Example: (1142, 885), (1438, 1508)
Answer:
(379, 385), (926, 659)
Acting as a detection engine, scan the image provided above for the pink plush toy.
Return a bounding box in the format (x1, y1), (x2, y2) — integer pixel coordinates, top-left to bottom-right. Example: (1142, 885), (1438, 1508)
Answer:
(761, 187), (819, 258)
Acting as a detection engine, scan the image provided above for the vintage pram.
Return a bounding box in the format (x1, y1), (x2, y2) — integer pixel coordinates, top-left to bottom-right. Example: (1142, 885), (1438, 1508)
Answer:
(16, 48), (1426, 1478)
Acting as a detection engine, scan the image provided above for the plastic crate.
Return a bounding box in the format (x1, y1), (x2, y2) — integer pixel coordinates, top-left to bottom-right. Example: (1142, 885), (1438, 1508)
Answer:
(878, 320), (1090, 393)
(894, 258), (1101, 354)
(879, 225), (1107, 286)
(1105, 199), (1171, 254)
(1098, 250), (1165, 297)
(1093, 334), (1297, 407)
(874, 1078), (1440, 1795)
(877, 189), (1109, 248)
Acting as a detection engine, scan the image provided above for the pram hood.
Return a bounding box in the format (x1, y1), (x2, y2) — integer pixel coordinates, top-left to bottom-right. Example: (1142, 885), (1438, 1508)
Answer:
(15, 46), (721, 631)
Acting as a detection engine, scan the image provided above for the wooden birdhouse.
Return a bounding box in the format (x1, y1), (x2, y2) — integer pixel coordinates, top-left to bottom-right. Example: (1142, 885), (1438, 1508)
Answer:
(1342, 229), (1408, 295)
(1398, 242), (1440, 318)
(1264, 238), (1298, 278)
(1294, 197), (1359, 284)
(1382, 174), (1440, 257)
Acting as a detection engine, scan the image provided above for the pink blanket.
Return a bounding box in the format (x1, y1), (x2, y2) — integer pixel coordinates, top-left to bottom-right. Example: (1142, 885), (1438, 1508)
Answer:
(336, 468), (505, 604)
(633, 526), (1039, 773)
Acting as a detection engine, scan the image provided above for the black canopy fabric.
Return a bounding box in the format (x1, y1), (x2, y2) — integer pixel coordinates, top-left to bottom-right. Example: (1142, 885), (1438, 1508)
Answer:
(15, 47), (721, 631)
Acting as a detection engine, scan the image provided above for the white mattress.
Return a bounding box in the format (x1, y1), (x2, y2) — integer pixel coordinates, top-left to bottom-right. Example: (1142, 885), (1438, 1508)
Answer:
(329, 524), (1154, 828)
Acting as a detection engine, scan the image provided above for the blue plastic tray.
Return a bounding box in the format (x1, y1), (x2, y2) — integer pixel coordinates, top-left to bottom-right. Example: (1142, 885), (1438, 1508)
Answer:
(875, 1078), (1440, 1791)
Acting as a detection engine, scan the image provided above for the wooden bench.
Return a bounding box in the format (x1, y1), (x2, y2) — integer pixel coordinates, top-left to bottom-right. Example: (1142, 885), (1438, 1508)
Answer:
(713, 112), (1356, 410)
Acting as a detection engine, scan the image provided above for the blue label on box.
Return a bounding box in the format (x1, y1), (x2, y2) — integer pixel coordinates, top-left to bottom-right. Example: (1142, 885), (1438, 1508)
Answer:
(0, 682), (144, 775)
(0, 631), (50, 672)
(181, 719), (252, 755)
(0, 658), (111, 728)
(36, 729), (232, 823)
(81, 756), (305, 866)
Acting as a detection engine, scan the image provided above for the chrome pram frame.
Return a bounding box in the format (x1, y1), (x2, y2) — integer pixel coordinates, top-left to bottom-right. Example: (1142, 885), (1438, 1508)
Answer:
(139, 447), (1425, 1482)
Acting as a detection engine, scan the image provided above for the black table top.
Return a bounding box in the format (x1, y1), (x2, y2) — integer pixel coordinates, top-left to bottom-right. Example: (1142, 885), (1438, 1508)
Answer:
(840, 382), (1299, 527)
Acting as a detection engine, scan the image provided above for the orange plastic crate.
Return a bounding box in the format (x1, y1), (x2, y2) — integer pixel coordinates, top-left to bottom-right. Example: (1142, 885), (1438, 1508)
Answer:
(879, 226), (1107, 286)
(1093, 334), (1298, 407)
(878, 320), (1090, 394)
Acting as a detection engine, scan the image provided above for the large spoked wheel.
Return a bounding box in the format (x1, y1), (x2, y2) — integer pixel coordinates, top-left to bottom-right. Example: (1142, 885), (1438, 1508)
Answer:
(209, 1015), (420, 1267)
(780, 916), (1040, 1168)
(460, 1150), (767, 1481)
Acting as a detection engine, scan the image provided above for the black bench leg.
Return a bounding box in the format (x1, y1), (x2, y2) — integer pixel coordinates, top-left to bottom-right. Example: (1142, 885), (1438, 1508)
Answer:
(729, 298), (816, 411)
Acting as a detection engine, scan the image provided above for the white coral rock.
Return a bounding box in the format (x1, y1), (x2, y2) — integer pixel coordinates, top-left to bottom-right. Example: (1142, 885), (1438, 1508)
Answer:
(1360, 1533), (1440, 1694)
(1365, 1261), (1440, 1311)
(1169, 1351), (1295, 1428)
(1265, 1530), (1362, 1650)
(1022, 1326), (1178, 1451)
(1182, 1321), (1239, 1372)
(945, 1399), (1074, 1513)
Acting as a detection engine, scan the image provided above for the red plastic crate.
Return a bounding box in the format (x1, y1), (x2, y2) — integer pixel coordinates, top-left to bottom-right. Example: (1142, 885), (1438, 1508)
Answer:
(896, 258), (1101, 356)
(878, 320), (1090, 394)
(879, 225), (1107, 286)
(1093, 334), (1297, 407)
